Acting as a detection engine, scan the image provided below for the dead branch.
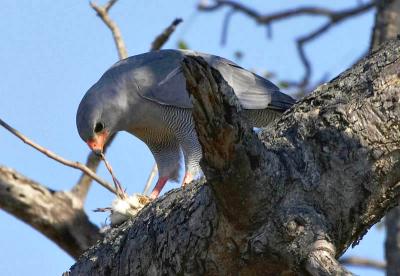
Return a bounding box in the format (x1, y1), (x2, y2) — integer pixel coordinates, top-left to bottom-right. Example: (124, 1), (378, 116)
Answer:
(150, 18), (183, 51)
(90, 0), (128, 59)
(0, 118), (116, 195)
(73, 0), (127, 201)
(341, 256), (386, 271)
(0, 166), (102, 259)
(199, 0), (376, 90)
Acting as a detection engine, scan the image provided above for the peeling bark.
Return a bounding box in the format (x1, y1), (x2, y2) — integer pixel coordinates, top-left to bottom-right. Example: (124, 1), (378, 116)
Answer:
(68, 39), (400, 275)
(0, 166), (102, 259)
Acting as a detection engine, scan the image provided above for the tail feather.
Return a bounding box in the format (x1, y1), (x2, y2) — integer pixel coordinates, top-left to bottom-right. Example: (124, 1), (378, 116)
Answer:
(242, 109), (283, 128)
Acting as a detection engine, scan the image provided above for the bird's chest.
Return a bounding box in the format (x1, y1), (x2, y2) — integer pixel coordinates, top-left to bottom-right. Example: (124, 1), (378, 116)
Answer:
(127, 125), (171, 145)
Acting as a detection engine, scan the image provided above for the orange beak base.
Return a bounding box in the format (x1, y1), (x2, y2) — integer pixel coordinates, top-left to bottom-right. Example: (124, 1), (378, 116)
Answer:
(87, 131), (109, 154)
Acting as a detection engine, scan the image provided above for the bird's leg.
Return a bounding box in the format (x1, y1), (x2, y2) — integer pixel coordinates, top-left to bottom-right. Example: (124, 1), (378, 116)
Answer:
(150, 176), (169, 199)
(181, 172), (193, 188)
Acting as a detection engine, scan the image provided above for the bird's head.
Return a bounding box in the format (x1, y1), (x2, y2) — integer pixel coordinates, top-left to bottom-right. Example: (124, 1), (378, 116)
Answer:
(76, 83), (128, 154)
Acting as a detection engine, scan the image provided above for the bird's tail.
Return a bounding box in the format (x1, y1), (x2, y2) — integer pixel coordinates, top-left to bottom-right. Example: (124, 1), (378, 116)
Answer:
(242, 109), (283, 128)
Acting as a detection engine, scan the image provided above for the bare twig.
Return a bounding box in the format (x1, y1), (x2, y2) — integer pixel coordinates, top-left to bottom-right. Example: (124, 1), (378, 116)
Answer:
(73, 0), (127, 200)
(104, 0), (117, 12)
(72, 134), (116, 200)
(143, 165), (158, 194)
(340, 256), (386, 271)
(150, 18), (183, 51)
(100, 153), (127, 199)
(90, 0), (128, 59)
(221, 10), (235, 45)
(199, 0), (375, 24)
(199, 0), (377, 90)
(0, 118), (116, 195)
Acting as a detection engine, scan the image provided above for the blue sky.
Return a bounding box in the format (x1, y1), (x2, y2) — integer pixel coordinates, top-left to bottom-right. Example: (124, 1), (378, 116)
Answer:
(0, 1), (383, 275)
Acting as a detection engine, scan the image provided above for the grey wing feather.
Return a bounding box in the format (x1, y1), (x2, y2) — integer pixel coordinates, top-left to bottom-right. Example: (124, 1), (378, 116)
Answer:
(110, 49), (295, 111)
(136, 50), (192, 108)
(199, 53), (295, 111)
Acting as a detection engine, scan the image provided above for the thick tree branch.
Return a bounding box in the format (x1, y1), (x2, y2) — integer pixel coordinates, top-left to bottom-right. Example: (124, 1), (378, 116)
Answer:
(68, 39), (400, 275)
(0, 166), (102, 259)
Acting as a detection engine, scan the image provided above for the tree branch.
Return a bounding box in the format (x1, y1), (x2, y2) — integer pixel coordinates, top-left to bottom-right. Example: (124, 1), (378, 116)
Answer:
(72, 0), (128, 202)
(0, 166), (102, 259)
(90, 0), (128, 60)
(67, 38), (400, 275)
(199, 0), (377, 91)
(341, 256), (386, 271)
(199, 0), (376, 24)
(0, 118), (116, 195)
(150, 18), (183, 51)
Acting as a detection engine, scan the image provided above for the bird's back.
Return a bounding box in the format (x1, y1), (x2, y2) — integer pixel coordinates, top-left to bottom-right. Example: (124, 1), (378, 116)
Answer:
(100, 49), (295, 112)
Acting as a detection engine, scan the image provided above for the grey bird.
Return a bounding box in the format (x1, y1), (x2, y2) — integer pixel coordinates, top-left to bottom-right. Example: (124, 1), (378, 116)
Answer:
(76, 49), (295, 199)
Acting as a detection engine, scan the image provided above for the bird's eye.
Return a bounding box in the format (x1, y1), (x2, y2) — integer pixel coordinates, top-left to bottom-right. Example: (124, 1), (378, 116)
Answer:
(94, 122), (104, 133)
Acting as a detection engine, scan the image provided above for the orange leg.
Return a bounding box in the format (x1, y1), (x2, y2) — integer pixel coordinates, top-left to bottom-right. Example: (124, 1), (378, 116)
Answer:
(150, 177), (169, 199)
(181, 172), (193, 188)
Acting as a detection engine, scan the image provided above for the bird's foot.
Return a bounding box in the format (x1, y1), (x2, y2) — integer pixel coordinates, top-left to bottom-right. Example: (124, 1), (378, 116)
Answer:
(181, 172), (193, 189)
(150, 177), (169, 200)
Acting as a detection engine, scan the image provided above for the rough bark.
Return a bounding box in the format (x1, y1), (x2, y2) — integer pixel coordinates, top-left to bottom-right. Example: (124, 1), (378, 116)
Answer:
(68, 39), (400, 275)
(0, 166), (102, 259)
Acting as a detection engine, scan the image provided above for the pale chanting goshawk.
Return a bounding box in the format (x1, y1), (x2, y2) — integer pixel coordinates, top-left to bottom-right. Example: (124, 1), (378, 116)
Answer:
(76, 49), (295, 199)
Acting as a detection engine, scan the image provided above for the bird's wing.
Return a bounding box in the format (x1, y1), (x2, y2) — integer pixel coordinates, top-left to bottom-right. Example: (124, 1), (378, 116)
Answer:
(132, 50), (193, 108)
(199, 54), (295, 110)
(129, 50), (295, 111)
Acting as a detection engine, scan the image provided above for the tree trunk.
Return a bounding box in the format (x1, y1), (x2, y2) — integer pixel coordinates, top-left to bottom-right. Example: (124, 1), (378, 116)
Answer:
(371, 0), (400, 51)
(370, 1), (400, 275)
(66, 38), (400, 275)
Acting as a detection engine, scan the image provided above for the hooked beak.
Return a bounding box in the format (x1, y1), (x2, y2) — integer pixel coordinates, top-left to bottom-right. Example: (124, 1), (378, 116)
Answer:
(87, 131), (109, 155)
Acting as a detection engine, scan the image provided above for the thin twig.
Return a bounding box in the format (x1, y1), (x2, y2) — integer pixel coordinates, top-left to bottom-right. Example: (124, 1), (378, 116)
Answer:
(143, 165), (158, 194)
(90, 0), (128, 59)
(0, 118), (116, 195)
(221, 9), (235, 45)
(340, 256), (386, 271)
(150, 18), (183, 51)
(199, 0), (377, 91)
(73, 0), (127, 199)
(100, 153), (127, 199)
(199, 0), (375, 23)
